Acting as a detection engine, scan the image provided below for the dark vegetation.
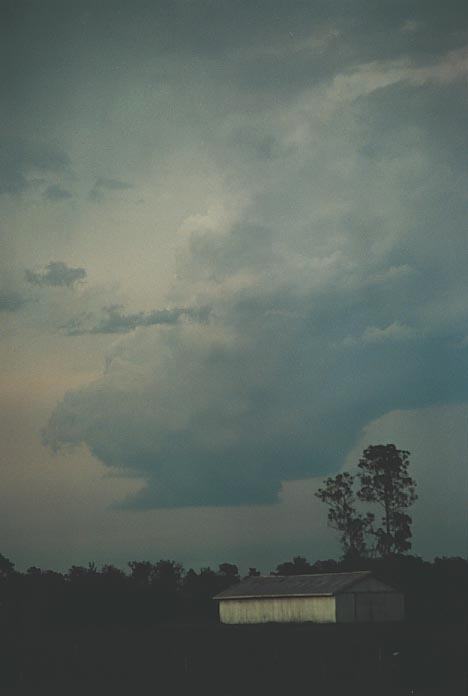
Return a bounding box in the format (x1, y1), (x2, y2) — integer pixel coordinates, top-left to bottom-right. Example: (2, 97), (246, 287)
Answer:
(1, 553), (467, 629)
(1, 446), (466, 693)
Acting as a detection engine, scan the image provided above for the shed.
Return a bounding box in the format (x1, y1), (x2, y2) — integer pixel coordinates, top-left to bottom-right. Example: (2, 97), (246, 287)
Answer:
(214, 571), (404, 624)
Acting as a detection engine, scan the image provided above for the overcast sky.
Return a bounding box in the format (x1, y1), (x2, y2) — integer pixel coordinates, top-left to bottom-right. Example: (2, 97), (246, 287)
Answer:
(1, 0), (467, 572)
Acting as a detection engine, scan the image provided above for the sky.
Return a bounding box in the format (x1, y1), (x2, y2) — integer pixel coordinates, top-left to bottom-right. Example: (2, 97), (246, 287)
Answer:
(1, 0), (467, 573)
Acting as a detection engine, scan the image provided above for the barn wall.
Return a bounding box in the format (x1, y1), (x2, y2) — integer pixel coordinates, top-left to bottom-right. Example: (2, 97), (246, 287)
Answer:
(335, 592), (404, 622)
(219, 596), (336, 624)
(355, 592), (404, 622)
(335, 593), (355, 622)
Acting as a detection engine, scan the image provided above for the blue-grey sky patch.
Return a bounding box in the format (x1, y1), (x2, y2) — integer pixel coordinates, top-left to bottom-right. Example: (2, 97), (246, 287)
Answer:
(0, 290), (27, 313)
(44, 184), (73, 201)
(89, 177), (133, 201)
(0, 138), (71, 195)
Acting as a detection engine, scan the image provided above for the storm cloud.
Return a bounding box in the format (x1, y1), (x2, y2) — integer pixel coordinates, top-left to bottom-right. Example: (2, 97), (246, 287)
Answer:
(44, 38), (468, 507)
(4, 0), (468, 527)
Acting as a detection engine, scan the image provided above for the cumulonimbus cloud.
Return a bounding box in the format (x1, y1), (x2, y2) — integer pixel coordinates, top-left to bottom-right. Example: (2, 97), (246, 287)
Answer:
(43, 44), (468, 509)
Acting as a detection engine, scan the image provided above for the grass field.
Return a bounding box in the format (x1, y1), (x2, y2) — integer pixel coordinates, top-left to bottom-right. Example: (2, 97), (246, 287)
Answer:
(1, 621), (466, 695)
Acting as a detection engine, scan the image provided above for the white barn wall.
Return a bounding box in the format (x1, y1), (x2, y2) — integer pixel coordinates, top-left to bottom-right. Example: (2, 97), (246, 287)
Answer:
(219, 596), (336, 624)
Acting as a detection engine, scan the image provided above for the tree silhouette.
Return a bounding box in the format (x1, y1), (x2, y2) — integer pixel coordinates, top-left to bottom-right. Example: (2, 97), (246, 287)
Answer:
(0, 553), (15, 579)
(357, 444), (417, 556)
(316, 472), (374, 559)
(275, 556), (313, 575)
(128, 561), (155, 586)
(217, 563), (239, 584)
(247, 567), (260, 577)
(101, 564), (126, 582)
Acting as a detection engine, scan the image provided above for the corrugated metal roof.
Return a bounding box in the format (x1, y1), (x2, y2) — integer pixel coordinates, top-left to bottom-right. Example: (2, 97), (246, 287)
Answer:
(214, 571), (374, 599)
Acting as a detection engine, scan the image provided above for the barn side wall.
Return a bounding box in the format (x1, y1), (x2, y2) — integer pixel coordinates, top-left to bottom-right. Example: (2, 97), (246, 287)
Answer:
(335, 592), (404, 622)
(219, 596), (336, 624)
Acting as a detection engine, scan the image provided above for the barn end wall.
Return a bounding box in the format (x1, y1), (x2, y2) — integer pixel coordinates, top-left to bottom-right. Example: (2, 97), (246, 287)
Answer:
(335, 592), (405, 622)
(218, 596), (336, 624)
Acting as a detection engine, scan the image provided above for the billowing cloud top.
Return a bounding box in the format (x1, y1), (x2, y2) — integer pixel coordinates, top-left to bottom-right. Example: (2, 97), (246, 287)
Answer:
(3, 0), (468, 511)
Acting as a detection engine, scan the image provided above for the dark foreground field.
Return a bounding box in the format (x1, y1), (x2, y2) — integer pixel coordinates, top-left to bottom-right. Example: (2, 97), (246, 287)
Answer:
(1, 622), (466, 695)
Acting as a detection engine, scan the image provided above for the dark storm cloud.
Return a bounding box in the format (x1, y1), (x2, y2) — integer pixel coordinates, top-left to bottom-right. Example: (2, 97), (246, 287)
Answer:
(63, 304), (210, 335)
(43, 184), (73, 201)
(0, 138), (70, 195)
(26, 262), (86, 288)
(44, 301), (468, 509)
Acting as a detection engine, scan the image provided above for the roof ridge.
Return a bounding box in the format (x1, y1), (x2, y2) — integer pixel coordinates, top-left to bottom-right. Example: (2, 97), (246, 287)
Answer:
(255, 570), (371, 579)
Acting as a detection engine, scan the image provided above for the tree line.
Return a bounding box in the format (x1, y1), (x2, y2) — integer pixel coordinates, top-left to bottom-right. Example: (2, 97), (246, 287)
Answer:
(0, 555), (242, 626)
(0, 551), (467, 627)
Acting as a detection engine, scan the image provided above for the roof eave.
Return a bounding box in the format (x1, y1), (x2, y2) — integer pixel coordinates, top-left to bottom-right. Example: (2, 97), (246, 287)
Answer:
(214, 592), (334, 601)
